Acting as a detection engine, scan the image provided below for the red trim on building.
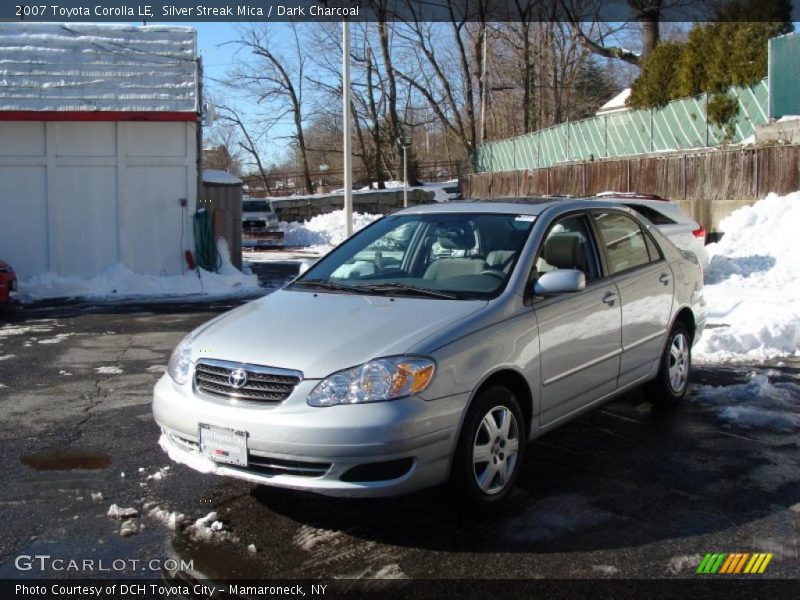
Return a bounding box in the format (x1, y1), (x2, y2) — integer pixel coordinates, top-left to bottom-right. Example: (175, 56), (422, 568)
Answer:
(0, 111), (197, 122)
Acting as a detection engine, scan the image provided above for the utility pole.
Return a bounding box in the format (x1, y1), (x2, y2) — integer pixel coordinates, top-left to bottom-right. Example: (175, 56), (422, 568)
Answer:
(479, 29), (488, 145)
(397, 130), (411, 208)
(342, 19), (353, 237)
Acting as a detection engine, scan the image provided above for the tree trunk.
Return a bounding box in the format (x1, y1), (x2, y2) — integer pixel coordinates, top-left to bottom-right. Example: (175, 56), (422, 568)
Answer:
(640, 13), (660, 62)
(293, 105), (314, 195)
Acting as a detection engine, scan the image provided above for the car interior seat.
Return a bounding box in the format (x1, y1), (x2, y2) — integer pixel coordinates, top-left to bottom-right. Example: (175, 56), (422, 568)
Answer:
(424, 223), (488, 281)
(486, 229), (525, 273)
(543, 232), (589, 275)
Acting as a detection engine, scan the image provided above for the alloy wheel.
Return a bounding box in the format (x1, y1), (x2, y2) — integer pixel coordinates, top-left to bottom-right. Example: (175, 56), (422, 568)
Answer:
(472, 405), (520, 495)
(668, 332), (690, 393)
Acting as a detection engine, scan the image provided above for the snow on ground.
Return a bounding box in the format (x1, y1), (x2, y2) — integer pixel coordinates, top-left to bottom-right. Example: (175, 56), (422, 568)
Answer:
(499, 494), (613, 543)
(694, 192), (800, 363)
(355, 179), (459, 203)
(294, 525), (342, 551)
(691, 373), (800, 432)
(667, 554), (704, 575)
(16, 239), (259, 303)
(281, 211), (381, 252)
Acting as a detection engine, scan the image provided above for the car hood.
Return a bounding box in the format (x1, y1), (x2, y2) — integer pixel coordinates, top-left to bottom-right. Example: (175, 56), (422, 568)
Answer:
(190, 289), (487, 378)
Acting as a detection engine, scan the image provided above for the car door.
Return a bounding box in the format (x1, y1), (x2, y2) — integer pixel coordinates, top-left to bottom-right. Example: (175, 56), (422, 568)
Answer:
(590, 210), (674, 388)
(533, 213), (623, 428)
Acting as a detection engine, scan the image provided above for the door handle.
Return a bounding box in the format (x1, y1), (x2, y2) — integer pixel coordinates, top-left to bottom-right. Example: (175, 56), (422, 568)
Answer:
(602, 291), (617, 305)
(659, 272), (670, 285)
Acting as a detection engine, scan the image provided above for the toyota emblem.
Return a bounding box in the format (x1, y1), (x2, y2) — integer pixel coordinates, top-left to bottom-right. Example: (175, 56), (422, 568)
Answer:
(228, 368), (248, 389)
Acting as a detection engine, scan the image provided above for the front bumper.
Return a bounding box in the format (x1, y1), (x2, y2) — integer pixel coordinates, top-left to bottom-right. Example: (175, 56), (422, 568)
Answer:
(152, 374), (465, 497)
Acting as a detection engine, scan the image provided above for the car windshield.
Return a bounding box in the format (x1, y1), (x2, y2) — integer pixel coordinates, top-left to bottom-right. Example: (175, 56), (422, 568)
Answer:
(289, 213), (536, 300)
(243, 200), (272, 212)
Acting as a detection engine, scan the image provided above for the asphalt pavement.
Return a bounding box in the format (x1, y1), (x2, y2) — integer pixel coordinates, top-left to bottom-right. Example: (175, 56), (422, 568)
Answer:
(0, 270), (799, 586)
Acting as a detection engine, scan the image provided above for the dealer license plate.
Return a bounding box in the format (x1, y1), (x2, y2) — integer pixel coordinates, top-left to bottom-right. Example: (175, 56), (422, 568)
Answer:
(199, 423), (248, 467)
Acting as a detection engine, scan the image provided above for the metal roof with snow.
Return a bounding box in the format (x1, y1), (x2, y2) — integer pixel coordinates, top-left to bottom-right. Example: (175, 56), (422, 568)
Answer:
(0, 23), (198, 114)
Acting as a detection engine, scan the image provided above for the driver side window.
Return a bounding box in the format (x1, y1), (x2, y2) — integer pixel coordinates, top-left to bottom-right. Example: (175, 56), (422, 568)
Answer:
(535, 215), (600, 281)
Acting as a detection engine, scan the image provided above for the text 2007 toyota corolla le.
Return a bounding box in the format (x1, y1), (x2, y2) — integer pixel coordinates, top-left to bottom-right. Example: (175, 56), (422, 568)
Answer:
(153, 199), (706, 505)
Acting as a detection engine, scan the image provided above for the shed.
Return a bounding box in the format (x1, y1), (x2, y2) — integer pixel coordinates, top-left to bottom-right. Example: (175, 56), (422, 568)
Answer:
(201, 169), (243, 270)
(0, 23), (199, 279)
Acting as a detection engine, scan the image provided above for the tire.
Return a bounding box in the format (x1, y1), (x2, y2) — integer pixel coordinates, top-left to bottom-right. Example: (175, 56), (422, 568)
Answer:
(647, 321), (692, 405)
(450, 385), (525, 506)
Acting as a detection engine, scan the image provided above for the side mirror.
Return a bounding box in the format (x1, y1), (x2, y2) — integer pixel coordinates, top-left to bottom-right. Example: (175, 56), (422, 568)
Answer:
(533, 269), (586, 296)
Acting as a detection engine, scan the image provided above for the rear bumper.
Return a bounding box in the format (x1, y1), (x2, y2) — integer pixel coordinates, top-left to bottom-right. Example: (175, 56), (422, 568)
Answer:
(152, 374), (465, 497)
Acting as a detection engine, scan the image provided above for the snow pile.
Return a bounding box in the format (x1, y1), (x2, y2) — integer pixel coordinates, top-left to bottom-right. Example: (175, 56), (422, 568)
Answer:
(691, 373), (800, 432)
(107, 504), (138, 519)
(187, 512), (226, 541)
(281, 211), (381, 250)
(95, 366), (123, 375)
(146, 466), (171, 481)
(119, 519), (140, 537)
(17, 239), (260, 303)
(148, 507), (187, 531)
(695, 192), (800, 363)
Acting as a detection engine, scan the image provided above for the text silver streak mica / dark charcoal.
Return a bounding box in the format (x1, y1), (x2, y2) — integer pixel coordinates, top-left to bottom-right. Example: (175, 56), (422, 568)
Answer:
(153, 199), (706, 505)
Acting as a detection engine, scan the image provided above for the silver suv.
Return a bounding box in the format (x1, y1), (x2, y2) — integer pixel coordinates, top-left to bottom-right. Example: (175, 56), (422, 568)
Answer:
(154, 199), (706, 505)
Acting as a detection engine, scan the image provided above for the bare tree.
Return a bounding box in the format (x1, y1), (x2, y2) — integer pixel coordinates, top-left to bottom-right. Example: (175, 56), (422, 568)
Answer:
(203, 123), (243, 174)
(392, 1), (490, 156)
(226, 24), (314, 194)
(558, 0), (660, 66)
(215, 105), (274, 195)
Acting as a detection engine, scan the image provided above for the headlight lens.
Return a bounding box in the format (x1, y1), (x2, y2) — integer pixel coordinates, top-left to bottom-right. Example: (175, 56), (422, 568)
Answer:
(308, 357), (435, 407)
(167, 335), (193, 385)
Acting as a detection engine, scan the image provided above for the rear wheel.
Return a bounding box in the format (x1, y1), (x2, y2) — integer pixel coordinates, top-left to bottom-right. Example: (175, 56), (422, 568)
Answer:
(451, 385), (525, 506)
(647, 321), (691, 405)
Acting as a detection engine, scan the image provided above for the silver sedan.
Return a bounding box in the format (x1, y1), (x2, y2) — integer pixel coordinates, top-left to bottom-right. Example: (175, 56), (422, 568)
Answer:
(153, 199), (706, 505)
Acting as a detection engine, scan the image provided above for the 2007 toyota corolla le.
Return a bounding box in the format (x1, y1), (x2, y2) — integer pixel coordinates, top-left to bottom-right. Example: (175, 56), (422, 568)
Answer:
(153, 199), (706, 505)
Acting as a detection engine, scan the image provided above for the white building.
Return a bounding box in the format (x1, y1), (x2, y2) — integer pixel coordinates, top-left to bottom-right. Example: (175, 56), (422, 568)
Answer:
(596, 88), (632, 116)
(0, 23), (199, 279)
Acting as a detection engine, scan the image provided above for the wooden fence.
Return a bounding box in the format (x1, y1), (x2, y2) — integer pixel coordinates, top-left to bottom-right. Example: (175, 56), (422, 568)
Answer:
(463, 145), (800, 230)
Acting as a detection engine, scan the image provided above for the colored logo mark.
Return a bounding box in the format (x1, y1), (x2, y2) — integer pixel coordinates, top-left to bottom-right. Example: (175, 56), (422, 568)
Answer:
(696, 552), (773, 574)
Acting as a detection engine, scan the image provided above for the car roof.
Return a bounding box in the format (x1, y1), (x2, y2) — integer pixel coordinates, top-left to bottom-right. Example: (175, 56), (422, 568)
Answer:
(393, 197), (626, 217)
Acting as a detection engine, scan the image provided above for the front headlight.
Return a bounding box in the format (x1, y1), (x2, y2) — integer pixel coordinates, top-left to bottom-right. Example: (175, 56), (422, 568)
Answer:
(167, 335), (193, 385)
(308, 357), (435, 407)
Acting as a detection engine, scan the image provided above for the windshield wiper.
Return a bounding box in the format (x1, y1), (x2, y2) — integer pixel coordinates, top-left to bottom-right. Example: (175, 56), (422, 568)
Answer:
(289, 279), (358, 293)
(357, 283), (458, 300)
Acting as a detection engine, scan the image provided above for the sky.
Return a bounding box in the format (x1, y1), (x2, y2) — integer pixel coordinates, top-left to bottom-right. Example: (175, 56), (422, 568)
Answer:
(166, 22), (300, 163)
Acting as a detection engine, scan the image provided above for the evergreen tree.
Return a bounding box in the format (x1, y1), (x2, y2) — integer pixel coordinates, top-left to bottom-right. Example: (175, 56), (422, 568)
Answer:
(628, 0), (792, 108)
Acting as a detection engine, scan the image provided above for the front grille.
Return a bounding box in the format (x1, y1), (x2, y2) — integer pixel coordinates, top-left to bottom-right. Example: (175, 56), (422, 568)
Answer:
(195, 359), (302, 403)
(240, 454), (331, 478)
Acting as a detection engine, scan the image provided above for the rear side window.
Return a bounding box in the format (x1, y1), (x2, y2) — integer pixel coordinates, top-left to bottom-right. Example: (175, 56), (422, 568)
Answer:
(624, 204), (676, 225)
(592, 212), (654, 274)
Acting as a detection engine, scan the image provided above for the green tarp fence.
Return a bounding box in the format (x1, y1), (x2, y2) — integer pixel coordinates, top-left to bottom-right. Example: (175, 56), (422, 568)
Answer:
(473, 78), (769, 173)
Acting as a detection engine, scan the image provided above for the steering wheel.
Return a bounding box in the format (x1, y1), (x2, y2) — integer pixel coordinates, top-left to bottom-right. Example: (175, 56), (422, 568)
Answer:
(479, 269), (504, 279)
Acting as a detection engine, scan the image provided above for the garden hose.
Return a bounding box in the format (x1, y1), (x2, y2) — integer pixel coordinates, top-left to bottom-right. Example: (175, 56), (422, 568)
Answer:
(193, 209), (221, 273)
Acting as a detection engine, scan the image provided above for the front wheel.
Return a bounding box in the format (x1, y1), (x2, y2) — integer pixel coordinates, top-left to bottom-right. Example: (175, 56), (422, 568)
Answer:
(647, 322), (691, 405)
(450, 385), (525, 506)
